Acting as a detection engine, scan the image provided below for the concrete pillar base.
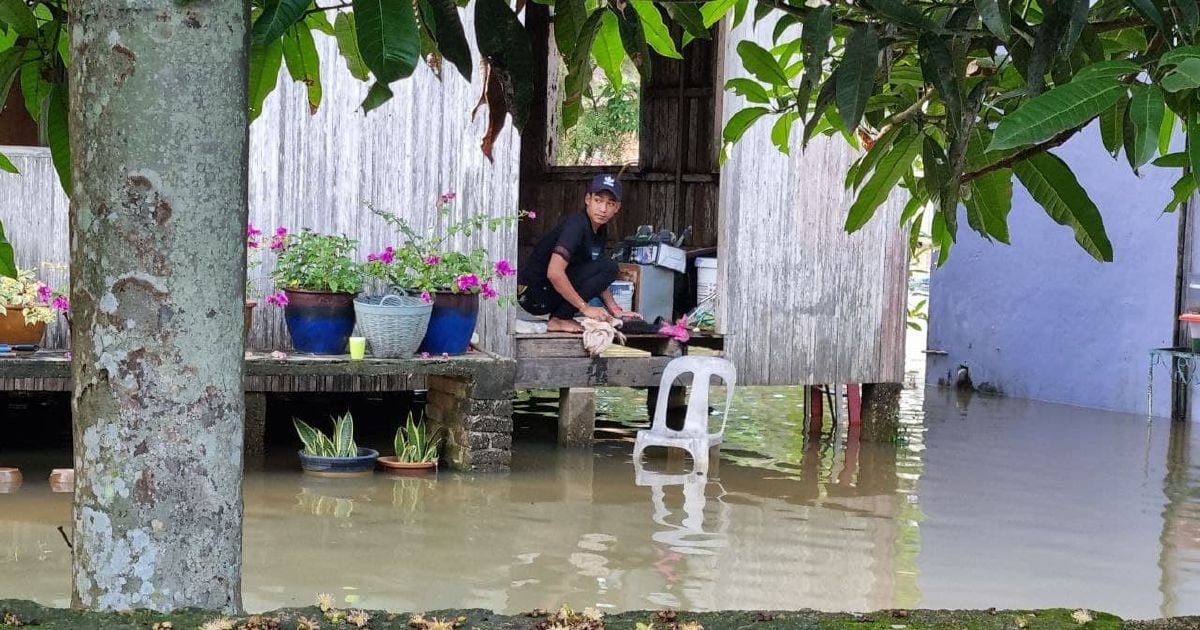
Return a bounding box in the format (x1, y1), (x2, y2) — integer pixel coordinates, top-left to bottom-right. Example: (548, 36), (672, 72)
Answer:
(557, 387), (596, 446)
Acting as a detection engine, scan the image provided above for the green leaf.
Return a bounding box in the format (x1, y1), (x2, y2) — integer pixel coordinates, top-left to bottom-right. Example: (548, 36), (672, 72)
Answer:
(0, 0), (37, 38)
(1177, 0), (1199, 39)
(1154, 151), (1187, 166)
(47, 81), (69, 194)
(771, 111), (799, 154)
(1026, 6), (1068, 94)
(918, 34), (961, 126)
(1160, 57), (1200, 92)
(1099, 94), (1127, 157)
(799, 6), (831, 111)
(726, 77), (771, 103)
(554, 0), (587, 59)
(1159, 46), (1200, 68)
(248, 40), (285, 121)
(932, 208), (954, 265)
(803, 78), (836, 145)
(418, 0), (473, 82)
(835, 27), (879, 133)
(1063, 0), (1089, 53)
(1073, 59), (1140, 81)
(0, 220), (13, 279)
(723, 106), (769, 143)
(845, 131), (921, 232)
(1125, 84), (1165, 168)
(334, 12), (371, 81)
(293, 418), (323, 456)
(737, 40), (789, 86)
(0, 47), (23, 109)
(1165, 173), (1196, 213)
(562, 9), (603, 129)
(306, 11), (335, 35)
(1160, 110), (1176, 156)
(354, 0), (421, 83)
(963, 168), (1013, 243)
(863, 0), (941, 32)
(989, 79), (1126, 150)
(0, 151), (16, 174)
(850, 124), (909, 190)
(772, 14), (800, 44)
(631, 0), (681, 59)
(701, 0), (736, 27)
(1189, 109), (1200, 190)
(361, 80), (394, 112)
(252, 0), (309, 45)
(1013, 152), (1113, 262)
(475, 0), (535, 130)
(1127, 0), (1168, 33)
(333, 413), (355, 457)
(615, 4), (651, 79)
(19, 53), (47, 123)
(593, 11), (625, 90)
(281, 24), (322, 113)
(975, 0), (1010, 37)
(665, 3), (710, 39)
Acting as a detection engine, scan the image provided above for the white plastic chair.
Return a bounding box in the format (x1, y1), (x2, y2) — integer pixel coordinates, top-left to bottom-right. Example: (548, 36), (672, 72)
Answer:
(633, 355), (736, 474)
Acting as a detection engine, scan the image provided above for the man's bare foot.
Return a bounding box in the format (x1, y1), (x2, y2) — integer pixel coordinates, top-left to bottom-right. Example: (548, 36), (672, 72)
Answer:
(547, 317), (583, 333)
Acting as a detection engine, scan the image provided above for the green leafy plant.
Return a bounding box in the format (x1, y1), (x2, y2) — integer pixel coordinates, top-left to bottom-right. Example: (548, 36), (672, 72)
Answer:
(294, 412), (360, 457)
(557, 68), (641, 165)
(0, 267), (68, 324)
(363, 193), (527, 304)
(267, 228), (364, 296)
(392, 412), (441, 463)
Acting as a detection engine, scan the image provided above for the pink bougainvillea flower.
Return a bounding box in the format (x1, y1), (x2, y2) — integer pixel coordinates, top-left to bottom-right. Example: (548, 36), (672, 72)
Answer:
(527, 210), (537, 220)
(420, 291), (432, 303)
(481, 282), (498, 299)
(367, 253), (378, 262)
(63, 351), (71, 359)
(438, 191), (457, 206)
(270, 227), (288, 250)
(265, 290), (289, 307)
(51, 296), (69, 311)
(455, 273), (479, 292)
(420, 352), (430, 359)
(270, 350), (288, 360)
(36, 285), (51, 303)
(379, 246), (395, 264)
(494, 259), (515, 278)
(424, 255), (440, 266)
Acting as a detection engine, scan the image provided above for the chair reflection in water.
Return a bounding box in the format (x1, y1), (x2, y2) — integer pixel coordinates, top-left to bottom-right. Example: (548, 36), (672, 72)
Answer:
(634, 454), (730, 556)
(633, 356), (737, 475)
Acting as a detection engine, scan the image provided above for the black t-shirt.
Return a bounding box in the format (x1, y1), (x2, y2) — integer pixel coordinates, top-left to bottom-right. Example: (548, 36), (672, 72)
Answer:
(519, 211), (607, 286)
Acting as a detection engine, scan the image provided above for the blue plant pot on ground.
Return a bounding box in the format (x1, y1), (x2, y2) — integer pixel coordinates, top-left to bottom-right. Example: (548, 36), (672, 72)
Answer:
(418, 291), (479, 355)
(283, 289), (356, 355)
(298, 447), (380, 478)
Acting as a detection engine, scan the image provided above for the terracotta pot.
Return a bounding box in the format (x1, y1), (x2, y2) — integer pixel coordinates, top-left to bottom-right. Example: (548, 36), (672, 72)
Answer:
(0, 307), (46, 344)
(377, 456), (437, 471)
(282, 289), (356, 355)
(244, 300), (257, 344)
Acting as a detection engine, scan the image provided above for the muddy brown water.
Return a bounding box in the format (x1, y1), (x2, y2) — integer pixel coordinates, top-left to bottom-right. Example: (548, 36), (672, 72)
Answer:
(0, 385), (1197, 618)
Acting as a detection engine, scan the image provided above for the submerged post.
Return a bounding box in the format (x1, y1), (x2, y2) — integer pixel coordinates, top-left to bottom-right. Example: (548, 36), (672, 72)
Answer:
(68, 0), (248, 611)
(860, 383), (902, 442)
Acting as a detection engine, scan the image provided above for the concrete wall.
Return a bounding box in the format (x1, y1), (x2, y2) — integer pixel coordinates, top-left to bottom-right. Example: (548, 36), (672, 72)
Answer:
(926, 125), (1179, 416)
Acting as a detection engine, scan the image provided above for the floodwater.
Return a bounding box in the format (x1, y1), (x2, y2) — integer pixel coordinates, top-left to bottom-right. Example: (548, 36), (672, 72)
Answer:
(0, 384), (1198, 618)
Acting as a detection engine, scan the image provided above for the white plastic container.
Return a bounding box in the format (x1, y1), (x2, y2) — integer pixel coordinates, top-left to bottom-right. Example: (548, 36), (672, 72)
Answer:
(610, 280), (635, 312)
(695, 257), (718, 304)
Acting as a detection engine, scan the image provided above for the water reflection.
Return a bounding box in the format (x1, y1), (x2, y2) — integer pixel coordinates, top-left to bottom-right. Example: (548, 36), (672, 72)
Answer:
(0, 386), (1199, 617)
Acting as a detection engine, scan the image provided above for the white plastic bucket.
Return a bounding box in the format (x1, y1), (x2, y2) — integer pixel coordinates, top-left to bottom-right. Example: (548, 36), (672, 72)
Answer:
(610, 281), (635, 312)
(695, 257), (718, 304)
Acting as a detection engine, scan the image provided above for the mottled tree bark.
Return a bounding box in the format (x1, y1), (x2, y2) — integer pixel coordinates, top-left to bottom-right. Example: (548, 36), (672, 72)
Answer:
(68, 0), (248, 612)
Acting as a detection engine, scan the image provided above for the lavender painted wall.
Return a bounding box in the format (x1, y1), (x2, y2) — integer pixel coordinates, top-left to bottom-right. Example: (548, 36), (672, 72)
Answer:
(926, 125), (1179, 416)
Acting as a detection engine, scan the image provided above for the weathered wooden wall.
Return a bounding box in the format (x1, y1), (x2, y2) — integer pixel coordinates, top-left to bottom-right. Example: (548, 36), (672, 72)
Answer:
(518, 6), (719, 261)
(0, 8), (520, 355)
(717, 17), (908, 386)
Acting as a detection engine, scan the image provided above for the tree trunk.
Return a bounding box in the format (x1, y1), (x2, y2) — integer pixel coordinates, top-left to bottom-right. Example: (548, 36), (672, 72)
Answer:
(68, 0), (248, 612)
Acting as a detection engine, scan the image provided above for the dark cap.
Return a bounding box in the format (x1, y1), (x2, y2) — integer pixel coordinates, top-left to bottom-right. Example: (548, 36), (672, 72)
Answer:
(588, 173), (623, 201)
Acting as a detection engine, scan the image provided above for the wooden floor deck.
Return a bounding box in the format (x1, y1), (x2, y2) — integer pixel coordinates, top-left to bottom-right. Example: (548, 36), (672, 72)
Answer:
(513, 332), (723, 389)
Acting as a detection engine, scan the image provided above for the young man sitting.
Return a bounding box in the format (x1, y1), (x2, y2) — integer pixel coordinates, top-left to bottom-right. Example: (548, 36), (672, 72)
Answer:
(518, 174), (639, 333)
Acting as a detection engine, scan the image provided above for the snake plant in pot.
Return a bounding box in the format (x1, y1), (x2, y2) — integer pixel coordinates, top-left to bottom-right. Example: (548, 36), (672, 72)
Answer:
(377, 412), (442, 471)
(294, 412), (378, 477)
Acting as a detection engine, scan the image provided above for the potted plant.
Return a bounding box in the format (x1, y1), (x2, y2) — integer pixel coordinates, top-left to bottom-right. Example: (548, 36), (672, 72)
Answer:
(0, 268), (69, 344)
(265, 227), (364, 354)
(369, 192), (525, 355)
(293, 412), (379, 477)
(377, 412), (442, 471)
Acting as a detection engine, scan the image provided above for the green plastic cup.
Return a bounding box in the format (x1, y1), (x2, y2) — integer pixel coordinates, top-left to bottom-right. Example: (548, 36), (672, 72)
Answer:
(349, 336), (366, 360)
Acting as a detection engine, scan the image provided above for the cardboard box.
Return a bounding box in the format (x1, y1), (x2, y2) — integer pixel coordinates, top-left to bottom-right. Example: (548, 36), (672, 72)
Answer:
(630, 243), (686, 273)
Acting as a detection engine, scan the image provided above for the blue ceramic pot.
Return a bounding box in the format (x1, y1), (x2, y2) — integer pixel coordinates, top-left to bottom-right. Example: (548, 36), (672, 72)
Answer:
(298, 447), (380, 477)
(283, 289), (356, 355)
(418, 291), (479, 355)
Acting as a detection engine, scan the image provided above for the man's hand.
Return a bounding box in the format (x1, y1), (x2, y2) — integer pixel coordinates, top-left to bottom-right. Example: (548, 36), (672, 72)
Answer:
(581, 305), (610, 320)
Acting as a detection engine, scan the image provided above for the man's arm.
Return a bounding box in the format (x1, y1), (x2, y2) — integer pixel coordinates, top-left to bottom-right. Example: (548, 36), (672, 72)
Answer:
(548, 255), (609, 320)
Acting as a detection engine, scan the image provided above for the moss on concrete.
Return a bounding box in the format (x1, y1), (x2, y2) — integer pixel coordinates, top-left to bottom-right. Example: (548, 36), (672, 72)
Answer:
(1, 600), (1196, 630)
